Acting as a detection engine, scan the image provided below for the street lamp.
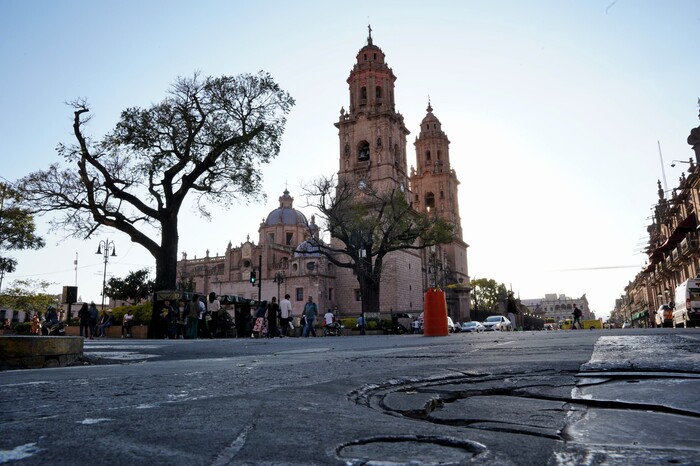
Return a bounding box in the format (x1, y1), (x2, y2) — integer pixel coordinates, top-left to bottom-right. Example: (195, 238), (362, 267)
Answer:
(671, 159), (692, 167)
(273, 271), (285, 303)
(96, 238), (116, 309)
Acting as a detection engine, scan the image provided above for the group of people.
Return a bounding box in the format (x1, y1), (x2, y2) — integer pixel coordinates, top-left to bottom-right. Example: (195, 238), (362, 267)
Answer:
(251, 294), (295, 338)
(154, 292), (235, 340)
(76, 301), (134, 339)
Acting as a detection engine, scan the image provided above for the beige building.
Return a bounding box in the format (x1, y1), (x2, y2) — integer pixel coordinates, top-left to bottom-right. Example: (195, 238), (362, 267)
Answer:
(615, 110), (700, 327)
(176, 30), (471, 321)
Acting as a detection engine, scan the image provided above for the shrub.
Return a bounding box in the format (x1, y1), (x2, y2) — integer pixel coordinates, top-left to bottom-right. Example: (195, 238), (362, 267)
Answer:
(340, 317), (356, 329)
(110, 302), (152, 325)
(13, 322), (32, 335)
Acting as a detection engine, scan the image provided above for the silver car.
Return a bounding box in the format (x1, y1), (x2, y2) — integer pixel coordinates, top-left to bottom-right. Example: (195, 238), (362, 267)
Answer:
(482, 315), (512, 331)
(460, 321), (484, 333)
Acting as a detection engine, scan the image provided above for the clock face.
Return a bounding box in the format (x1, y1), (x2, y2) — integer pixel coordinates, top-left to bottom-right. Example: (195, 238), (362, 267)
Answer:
(358, 180), (367, 190)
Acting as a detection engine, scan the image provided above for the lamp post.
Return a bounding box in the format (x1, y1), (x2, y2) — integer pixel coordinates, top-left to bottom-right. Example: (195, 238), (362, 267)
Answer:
(96, 238), (116, 310)
(273, 271), (285, 303)
(670, 159), (693, 168)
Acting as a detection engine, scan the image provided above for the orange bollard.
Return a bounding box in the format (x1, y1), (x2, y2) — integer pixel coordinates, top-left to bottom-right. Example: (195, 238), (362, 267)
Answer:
(423, 288), (448, 336)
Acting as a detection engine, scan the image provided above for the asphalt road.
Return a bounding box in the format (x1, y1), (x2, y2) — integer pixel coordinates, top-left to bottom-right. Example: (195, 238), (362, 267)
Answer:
(1, 328), (699, 465)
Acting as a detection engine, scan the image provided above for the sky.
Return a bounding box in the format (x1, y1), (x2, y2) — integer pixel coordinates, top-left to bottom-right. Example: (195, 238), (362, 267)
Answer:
(1, 0), (699, 320)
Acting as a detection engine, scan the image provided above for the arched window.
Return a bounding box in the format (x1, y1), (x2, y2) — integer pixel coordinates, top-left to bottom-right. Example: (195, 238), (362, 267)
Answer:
(426, 150), (431, 161)
(425, 192), (435, 209)
(376, 137), (382, 147)
(360, 87), (367, 104)
(358, 141), (370, 161)
(376, 86), (382, 99)
(437, 150), (442, 160)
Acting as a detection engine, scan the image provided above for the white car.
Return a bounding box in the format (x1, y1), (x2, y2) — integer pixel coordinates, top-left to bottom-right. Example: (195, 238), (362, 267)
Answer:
(482, 315), (512, 331)
(447, 316), (456, 333)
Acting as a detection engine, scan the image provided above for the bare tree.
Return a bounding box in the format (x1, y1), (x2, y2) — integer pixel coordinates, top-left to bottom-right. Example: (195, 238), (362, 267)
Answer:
(303, 176), (454, 315)
(19, 72), (294, 291)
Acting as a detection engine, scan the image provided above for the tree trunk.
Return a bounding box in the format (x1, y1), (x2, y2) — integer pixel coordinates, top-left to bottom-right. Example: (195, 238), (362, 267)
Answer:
(155, 217), (179, 291)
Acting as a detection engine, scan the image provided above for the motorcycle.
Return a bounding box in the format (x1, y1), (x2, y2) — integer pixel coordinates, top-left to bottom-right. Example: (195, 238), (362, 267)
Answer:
(41, 321), (66, 336)
(323, 321), (343, 337)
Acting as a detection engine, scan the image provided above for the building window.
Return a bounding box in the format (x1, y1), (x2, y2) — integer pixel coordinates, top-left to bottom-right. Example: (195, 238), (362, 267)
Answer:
(358, 141), (370, 161)
(437, 150), (442, 160)
(426, 150), (431, 161)
(296, 288), (304, 301)
(440, 191), (445, 199)
(306, 262), (316, 271)
(355, 289), (362, 301)
(286, 232), (294, 245)
(376, 86), (382, 98)
(267, 233), (274, 244)
(328, 288), (333, 302)
(425, 192), (435, 209)
(292, 263), (298, 272)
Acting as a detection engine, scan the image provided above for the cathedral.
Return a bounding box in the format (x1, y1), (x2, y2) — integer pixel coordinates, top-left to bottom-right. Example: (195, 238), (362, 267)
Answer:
(176, 29), (471, 322)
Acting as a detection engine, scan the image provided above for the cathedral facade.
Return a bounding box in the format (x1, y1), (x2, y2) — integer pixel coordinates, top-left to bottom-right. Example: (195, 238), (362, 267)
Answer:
(176, 30), (471, 322)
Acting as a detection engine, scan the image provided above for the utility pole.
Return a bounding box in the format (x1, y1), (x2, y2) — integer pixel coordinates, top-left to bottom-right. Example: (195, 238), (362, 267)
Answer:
(258, 255), (262, 302)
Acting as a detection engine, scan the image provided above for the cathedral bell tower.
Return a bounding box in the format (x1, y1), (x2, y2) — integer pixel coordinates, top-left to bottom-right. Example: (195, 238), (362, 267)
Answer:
(335, 26), (411, 198)
(410, 102), (469, 285)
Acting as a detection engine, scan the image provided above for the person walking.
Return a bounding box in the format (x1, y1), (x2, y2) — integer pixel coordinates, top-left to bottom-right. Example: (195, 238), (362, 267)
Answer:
(267, 297), (279, 338)
(77, 303), (90, 338)
(572, 304), (583, 330)
(252, 301), (268, 338)
(302, 296), (318, 337)
(279, 294), (292, 337)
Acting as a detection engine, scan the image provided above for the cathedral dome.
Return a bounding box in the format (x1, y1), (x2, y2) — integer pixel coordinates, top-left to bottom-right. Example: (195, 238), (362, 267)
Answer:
(264, 189), (308, 226)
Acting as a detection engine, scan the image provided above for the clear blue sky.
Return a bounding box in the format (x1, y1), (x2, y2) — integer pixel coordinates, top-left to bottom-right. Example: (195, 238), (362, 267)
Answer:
(1, 0), (699, 319)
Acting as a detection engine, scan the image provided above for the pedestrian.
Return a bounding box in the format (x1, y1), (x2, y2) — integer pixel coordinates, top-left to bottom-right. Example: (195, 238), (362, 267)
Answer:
(208, 292), (221, 337)
(507, 292), (518, 331)
(159, 300), (175, 338)
(356, 314), (366, 335)
(572, 304), (583, 330)
(186, 295), (200, 339)
(97, 309), (114, 337)
(279, 293), (292, 337)
(176, 300), (188, 339)
(77, 302), (90, 337)
(122, 310), (134, 338)
(252, 301), (268, 338)
(324, 308), (335, 326)
(302, 296), (318, 337)
(87, 302), (99, 339)
(31, 313), (41, 335)
(267, 297), (279, 338)
(198, 294), (212, 339)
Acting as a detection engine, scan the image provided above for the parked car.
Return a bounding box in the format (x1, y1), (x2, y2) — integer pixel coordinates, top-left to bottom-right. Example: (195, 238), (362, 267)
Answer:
(447, 316), (456, 333)
(655, 304), (673, 327)
(482, 315), (512, 331)
(460, 321), (484, 333)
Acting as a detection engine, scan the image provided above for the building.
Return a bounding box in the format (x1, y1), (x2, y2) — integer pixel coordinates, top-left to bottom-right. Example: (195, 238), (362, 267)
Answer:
(521, 293), (593, 324)
(176, 29), (471, 321)
(617, 109), (700, 327)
